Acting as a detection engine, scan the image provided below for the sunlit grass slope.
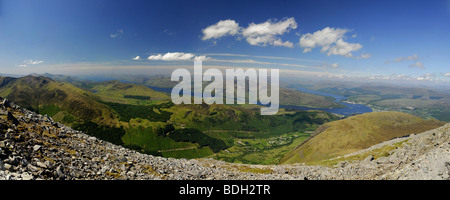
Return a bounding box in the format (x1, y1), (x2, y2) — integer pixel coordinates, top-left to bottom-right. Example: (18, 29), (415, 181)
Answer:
(0, 75), (119, 126)
(280, 111), (445, 164)
(86, 80), (170, 105)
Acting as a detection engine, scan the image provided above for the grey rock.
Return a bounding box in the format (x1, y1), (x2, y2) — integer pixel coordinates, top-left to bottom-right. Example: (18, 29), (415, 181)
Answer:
(116, 156), (127, 163)
(56, 164), (66, 179)
(376, 157), (390, 165)
(4, 163), (12, 171)
(21, 173), (34, 180)
(36, 162), (47, 169)
(27, 164), (40, 172)
(1, 98), (11, 108)
(33, 145), (41, 152)
(7, 111), (19, 125)
(363, 155), (374, 163)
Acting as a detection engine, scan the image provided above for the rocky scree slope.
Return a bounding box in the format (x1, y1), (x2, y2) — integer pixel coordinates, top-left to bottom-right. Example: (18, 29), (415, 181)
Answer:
(0, 97), (449, 180)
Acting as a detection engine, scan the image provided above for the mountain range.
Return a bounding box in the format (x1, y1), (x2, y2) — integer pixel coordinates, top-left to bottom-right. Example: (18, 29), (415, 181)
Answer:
(0, 75), (339, 162)
(0, 74), (447, 167)
(1, 96), (448, 180)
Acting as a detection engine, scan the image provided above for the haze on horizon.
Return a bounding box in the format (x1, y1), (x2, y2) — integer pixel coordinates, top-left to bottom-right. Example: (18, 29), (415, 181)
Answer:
(1, 0), (450, 86)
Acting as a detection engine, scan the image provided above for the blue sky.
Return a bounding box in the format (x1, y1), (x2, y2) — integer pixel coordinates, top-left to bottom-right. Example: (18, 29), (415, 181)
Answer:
(1, 0), (450, 83)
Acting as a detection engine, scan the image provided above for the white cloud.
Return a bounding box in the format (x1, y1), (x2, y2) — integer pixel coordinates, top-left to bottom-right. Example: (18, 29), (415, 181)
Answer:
(299, 27), (347, 49)
(202, 18), (297, 48)
(243, 18), (297, 37)
(368, 73), (437, 82)
(201, 20), (241, 40)
(330, 63), (339, 68)
(24, 59), (44, 65)
(299, 27), (362, 58)
(272, 38), (294, 48)
(193, 55), (209, 61)
(416, 73), (435, 81)
(360, 53), (371, 59)
(368, 74), (414, 81)
(132, 56), (140, 60)
(147, 52), (210, 61)
(110, 29), (124, 38)
(444, 73), (450, 77)
(302, 48), (312, 53)
(406, 54), (419, 61)
(242, 17), (297, 47)
(15, 59), (44, 67)
(316, 62), (339, 69)
(408, 62), (425, 69)
(326, 39), (362, 57)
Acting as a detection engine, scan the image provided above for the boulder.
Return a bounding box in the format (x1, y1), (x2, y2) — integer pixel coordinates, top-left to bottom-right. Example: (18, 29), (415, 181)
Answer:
(7, 111), (19, 125)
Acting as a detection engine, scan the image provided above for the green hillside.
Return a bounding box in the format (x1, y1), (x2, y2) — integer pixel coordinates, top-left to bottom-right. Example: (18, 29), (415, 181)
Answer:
(280, 111), (445, 164)
(111, 102), (338, 162)
(165, 104), (338, 163)
(104, 74), (343, 109)
(279, 87), (343, 108)
(81, 80), (170, 105)
(0, 75), (119, 126)
(294, 81), (450, 122)
(0, 75), (339, 163)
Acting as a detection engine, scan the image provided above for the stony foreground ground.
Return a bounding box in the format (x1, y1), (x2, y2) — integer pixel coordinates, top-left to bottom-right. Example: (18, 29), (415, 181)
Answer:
(0, 97), (449, 180)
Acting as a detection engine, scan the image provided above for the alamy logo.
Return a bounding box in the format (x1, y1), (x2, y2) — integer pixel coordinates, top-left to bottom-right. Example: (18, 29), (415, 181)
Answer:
(171, 61), (279, 115)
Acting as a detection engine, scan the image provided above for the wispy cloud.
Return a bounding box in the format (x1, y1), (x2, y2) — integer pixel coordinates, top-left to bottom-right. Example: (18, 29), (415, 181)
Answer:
(207, 58), (310, 69)
(110, 29), (124, 38)
(139, 52), (316, 69)
(368, 73), (437, 81)
(24, 59), (44, 65)
(205, 53), (323, 63)
(385, 54), (419, 63)
(359, 53), (372, 59)
(15, 60), (448, 84)
(329, 63), (339, 68)
(16, 59), (44, 67)
(163, 29), (176, 36)
(408, 62), (424, 69)
(385, 54), (424, 69)
(313, 62), (341, 74)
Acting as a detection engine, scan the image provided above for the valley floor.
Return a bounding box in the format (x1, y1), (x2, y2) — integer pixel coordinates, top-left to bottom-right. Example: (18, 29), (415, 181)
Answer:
(1, 98), (449, 180)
